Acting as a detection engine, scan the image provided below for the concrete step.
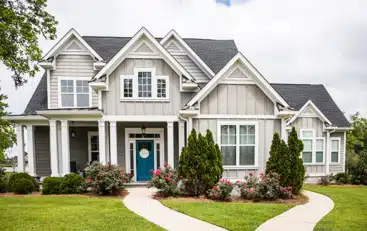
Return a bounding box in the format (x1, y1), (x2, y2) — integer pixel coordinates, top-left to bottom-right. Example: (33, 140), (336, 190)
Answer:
(125, 182), (148, 188)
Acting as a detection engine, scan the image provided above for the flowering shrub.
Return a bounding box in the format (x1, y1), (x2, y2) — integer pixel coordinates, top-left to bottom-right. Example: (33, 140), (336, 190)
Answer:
(147, 163), (182, 197)
(85, 161), (133, 195)
(238, 171), (292, 201)
(207, 179), (234, 201)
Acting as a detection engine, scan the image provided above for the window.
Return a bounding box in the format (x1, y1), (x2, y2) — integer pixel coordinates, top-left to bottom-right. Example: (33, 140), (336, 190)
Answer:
(219, 122), (257, 167)
(331, 138), (340, 163)
(88, 132), (99, 162)
(300, 130), (325, 164)
(120, 68), (169, 100)
(60, 78), (90, 107)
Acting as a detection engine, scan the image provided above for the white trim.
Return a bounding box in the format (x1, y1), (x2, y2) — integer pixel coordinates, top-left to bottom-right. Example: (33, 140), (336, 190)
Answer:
(287, 100), (332, 126)
(167, 122), (174, 167)
(47, 69), (51, 108)
(98, 120), (106, 164)
(89, 82), (107, 91)
(16, 125), (25, 173)
(60, 120), (70, 175)
(36, 110), (102, 116)
(49, 120), (59, 176)
(217, 120), (259, 168)
(326, 130), (330, 174)
(197, 114), (277, 119)
(93, 61), (106, 71)
(325, 127), (353, 131)
(343, 132), (346, 172)
(97, 90), (102, 110)
(103, 115), (177, 122)
(5, 115), (47, 121)
(179, 110), (199, 116)
(26, 125), (36, 176)
(178, 121), (185, 156)
(58, 77), (92, 108)
(300, 129), (326, 165)
(109, 121), (118, 165)
(330, 137), (341, 164)
(187, 53), (289, 108)
(88, 131), (99, 163)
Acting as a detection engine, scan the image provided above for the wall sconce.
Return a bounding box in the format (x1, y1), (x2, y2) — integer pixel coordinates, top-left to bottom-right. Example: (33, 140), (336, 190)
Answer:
(141, 125), (146, 135)
(71, 130), (76, 138)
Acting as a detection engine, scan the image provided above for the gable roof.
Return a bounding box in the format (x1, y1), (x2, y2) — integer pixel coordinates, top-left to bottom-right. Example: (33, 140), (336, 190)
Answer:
(286, 100), (332, 125)
(271, 83), (350, 127)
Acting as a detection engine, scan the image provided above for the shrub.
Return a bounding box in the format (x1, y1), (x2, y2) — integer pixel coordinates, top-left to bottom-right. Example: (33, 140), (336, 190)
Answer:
(0, 167), (5, 179)
(348, 151), (367, 185)
(334, 173), (351, 185)
(179, 129), (223, 196)
(288, 127), (306, 194)
(147, 164), (182, 197)
(207, 179), (233, 201)
(7, 173), (38, 192)
(238, 171), (292, 201)
(85, 161), (132, 195)
(13, 178), (35, 194)
(42, 177), (62, 194)
(318, 174), (334, 186)
(0, 178), (6, 193)
(60, 173), (86, 194)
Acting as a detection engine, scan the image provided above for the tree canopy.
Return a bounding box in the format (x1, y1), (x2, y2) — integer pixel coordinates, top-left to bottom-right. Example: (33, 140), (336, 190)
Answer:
(0, 95), (16, 162)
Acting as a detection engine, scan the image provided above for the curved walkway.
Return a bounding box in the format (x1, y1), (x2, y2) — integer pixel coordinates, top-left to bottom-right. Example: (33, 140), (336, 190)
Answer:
(256, 190), (334, 231)
(123, 187), (226, 231)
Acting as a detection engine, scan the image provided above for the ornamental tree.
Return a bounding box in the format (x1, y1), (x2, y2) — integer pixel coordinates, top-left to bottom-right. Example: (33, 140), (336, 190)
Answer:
(0, 95), (16, 162)
(287, 127), (305, 194)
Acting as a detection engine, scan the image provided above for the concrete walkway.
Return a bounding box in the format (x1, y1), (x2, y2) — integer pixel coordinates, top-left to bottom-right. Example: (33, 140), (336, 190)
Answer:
(123, 187), (226, 231)
(256, 190), (334, 231)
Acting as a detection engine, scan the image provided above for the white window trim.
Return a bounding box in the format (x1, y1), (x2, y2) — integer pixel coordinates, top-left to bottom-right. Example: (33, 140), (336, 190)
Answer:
(58, 77), (92, 108)
(88, 131), (99, 162)
(300, 129), (325, 165)
(217, 121), (259, 168)
(330, 137), (341, 164)
(120, 68), (169, 101)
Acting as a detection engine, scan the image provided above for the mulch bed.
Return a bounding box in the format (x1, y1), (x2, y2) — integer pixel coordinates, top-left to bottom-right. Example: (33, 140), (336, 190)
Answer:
(0, 190), (129, 199)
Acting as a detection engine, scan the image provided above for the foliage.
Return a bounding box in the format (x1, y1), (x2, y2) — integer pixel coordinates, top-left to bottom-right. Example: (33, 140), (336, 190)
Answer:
(238, 172), (293, 201)
(0, 178), (6, 193)
(287, 127), (305, 194)
(0, 0), (57, 86)
(333, 173), (352, 185)
(85, 161), (132, 195)
(42, 176), (62, 195)
(12, 178), (34, 194)
(7, 172), (38, 192)
(0, 167), (5, 179)
(207, 179), (233, 201)
(0, 95), (16, 162)
(147, 164), (182, 197)
(318, 174), (334, 186)
(60, 173), (86, 194)
(179, 129), (223, 196)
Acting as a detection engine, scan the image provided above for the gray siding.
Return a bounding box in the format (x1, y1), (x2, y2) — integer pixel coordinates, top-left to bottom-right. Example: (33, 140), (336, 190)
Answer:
(329, 132), (345, 173)
(103, 58), (183, 115)
(200, 85), (274, 115)
(35, 126), (51, 176)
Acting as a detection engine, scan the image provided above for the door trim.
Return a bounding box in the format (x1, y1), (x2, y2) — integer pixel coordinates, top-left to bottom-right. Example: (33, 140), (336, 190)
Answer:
(88, 131), (99, 163)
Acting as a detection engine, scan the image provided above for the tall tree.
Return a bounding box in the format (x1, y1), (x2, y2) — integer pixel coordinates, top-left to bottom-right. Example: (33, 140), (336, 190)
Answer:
(287, 127), (305, 194)
(0, 95), (16, 162)
(0, 0), (57, 86)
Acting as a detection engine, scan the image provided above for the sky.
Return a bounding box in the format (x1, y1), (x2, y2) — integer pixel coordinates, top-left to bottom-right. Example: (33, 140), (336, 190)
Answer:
(0, 0), (366, 119)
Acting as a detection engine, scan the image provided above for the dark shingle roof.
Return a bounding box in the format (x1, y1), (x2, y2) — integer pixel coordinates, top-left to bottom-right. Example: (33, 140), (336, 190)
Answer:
(24, 72), (48, 114)
(271, 83), (350, 127)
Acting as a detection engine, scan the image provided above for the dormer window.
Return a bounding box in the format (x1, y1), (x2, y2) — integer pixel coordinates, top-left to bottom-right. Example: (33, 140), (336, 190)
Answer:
(120, 68), (169, 101)
(59, 77), (91, 108)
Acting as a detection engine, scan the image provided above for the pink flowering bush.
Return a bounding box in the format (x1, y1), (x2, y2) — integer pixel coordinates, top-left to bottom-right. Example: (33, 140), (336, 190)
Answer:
(207, 179), (234, 201)
(147, 163), (182, 197)
(237, 171), (292, 201)
(85, 161), (133, 195)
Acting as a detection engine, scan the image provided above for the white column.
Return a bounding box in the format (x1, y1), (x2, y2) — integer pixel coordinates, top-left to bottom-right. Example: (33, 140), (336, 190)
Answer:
(110, 121), (118, 165)
(26, 125), (36, 176)
(49, 120), (59, 176)
(178, 121), (185, 156)
(61, 120), (70, 175)
(326, 130), (330, 174)
(167, 122), (174, 167)
(98, 120), (106, 164)
(281, 117), (287, 142)
(16, 125), (25, 172)
(187, 117), (193, 138)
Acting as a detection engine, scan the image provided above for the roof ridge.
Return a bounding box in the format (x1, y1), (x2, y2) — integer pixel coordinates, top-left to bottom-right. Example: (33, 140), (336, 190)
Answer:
(83, 35), (235, 41)
(271, 83), (324, 86)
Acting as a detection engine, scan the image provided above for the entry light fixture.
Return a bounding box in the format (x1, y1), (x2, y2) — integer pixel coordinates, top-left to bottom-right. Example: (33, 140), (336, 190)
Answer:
(141, 125), (146, 135)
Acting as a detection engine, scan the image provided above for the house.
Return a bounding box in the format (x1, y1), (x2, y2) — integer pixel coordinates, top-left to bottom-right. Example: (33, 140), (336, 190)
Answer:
(7, 27), (350, 183)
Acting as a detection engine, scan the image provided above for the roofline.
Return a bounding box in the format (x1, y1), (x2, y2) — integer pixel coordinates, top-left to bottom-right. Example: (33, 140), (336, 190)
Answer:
(36, 110), (103, 116)
(286, 100), (332, 126)
(5, 115), (47, 121)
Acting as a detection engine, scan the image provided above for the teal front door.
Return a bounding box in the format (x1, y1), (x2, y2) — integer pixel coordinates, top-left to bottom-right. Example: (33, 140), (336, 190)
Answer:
(136, 140), (154, 181)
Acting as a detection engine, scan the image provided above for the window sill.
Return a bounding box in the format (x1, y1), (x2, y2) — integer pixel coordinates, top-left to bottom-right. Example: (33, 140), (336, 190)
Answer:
(223, 166), (258, 170)
(329, 163), (341, 165)
(120, 98), (169, 102)
(303, 163), (325, 166)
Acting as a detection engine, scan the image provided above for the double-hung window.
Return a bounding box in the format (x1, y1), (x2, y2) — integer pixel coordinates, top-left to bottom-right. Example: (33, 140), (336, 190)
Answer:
(59, 78), (90, 108)
(120, 68), (169, 100)
(300, 130), (325, 164)
(330, 138), (340, 163)
(218, 122), (258, 167)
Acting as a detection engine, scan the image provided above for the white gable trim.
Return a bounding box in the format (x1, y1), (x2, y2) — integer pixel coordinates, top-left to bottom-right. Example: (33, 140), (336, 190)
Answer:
(186, 53), (290, 108)
(43, 28), (103, 61)
(287, 100), (332, 126)
(161, 30), (215, 77)
(93, 27), (194, 82)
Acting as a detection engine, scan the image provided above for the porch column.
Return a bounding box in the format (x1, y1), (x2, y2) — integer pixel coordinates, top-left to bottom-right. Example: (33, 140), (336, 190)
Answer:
(187, 117), (193, 138)
(167, 121), (174, 167)
(16, 125), (25, 172)
(98, 120), (106, 164)
(61, 120), (70, 175)
(26, 125), (36, 176)
(326, 130), (330, 174)
(110, 121), (118, 165)
(178, 121), (185, 156)
(49, 120), (59, 176)
(281, 117), (287, 142)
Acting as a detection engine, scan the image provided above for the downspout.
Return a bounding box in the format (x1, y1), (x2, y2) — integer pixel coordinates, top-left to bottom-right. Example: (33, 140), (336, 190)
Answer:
(178, 114), (189, 139)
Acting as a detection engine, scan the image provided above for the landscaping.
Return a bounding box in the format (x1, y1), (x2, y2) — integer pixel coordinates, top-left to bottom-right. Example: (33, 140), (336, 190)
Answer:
(305, 185), (367, 231)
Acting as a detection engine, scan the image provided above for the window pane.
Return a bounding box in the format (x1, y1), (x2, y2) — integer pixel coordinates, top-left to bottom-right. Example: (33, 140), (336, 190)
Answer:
(303, 140), (312, 151)
(331, 152), (339, 162)
(61, 80), (74, 93)
(138, 72), (152, 97)
(157, 79), (167, 98)
(239, 146), (255, 165)
(332, 140), (339, 151)
(302, 152), (312, 163)
(316, 151), (323, 163)
(302, 131), (313, 138)
(220, 125), (236, 145)
(123, 79), (133, 98)
(61, 94), (74, 107)
(76, 80), (89, 93)
(248, 125), (255, 134)
(221, 146), (236, 165)
(316, 139), (323, 151)
(76, 94), (89, 107)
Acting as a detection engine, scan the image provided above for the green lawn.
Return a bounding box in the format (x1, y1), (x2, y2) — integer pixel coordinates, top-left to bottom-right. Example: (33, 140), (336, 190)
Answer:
(161, 200), (294, 231)
(305, 185), (367, 231)
(0, 195), (163, 231)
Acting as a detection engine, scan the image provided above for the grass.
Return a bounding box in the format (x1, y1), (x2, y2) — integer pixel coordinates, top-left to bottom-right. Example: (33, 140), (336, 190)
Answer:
(305, 185), (367, 231)
(0, 195), (163, 231)
(161, 199), (294, 231)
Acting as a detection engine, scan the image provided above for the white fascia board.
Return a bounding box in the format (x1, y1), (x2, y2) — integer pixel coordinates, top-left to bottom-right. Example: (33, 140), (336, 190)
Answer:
(325, 127), (353, 131)
(93, 61), (106, 70)
(187, 53), (290, 108)
(103, 115), (178, 122)
(161, 30), (215, 77)
(93, 27), (195, 82)
(287, 100), (332, 126)
(5, 115), (47, 121)
(37, 110), (103, 116)
(89, 82), (107, 91)
(39, 61), (55, 70)
(179, 110), (199, 116)
(43, 28), (103, 61)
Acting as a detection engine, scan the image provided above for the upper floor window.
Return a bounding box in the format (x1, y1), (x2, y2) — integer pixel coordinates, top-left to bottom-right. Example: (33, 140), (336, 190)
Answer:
(59, 78), (90, 108)
(120, 68), (169, 100)
(331, 138), (340, 163)
(300, 129), (325, 164)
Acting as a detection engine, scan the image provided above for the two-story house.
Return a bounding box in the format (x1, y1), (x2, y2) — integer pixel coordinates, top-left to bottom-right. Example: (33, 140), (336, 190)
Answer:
(8, 27), (350, 183)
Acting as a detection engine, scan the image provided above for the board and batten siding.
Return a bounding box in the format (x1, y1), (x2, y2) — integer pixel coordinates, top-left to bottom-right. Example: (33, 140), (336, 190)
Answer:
(193, 118), (281, 179)
(329, 132), (345, 173)
(49, 54), (98, 108)
(103, 58), (183, 115)
(200, 85), (274, 115)
(34, 126), (51, 176)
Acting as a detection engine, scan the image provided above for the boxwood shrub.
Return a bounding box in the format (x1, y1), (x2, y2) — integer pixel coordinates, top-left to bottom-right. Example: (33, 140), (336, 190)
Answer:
(60, 173), (86, 194)
(7, 173), (39, 192)
(13, 178), (35, 194)
(42, 177), (62, 195)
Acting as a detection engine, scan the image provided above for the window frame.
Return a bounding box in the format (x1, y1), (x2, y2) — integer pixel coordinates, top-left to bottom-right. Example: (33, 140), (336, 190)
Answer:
(330, 137), (341, 164)
(58, 77), (91, 108)
(217, 121), (259, 169)
(300, 129), (325, 165)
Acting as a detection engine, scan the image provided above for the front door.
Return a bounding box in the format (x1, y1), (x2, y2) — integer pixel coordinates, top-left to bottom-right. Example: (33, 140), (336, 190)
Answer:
(136, 140), (154, 181)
